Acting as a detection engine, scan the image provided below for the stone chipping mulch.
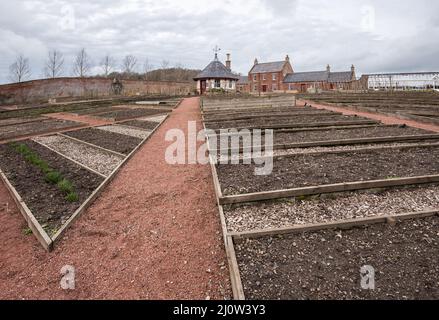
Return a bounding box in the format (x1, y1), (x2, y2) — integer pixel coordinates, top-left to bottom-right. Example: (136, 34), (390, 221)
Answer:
(139, 115), (168, 123)
(214, 141), (439, 162)
(97, 125), (151, 139)
(34, 135), (125, 176)
(224, 185), (439, 233)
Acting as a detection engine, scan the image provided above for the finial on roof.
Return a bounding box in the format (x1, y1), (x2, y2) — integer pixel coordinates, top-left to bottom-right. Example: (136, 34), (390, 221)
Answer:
(254, 58), (258, 65)
(285, 55), (290, 62)
(213, 45), (221, 60)
(327, 64), (331, 72)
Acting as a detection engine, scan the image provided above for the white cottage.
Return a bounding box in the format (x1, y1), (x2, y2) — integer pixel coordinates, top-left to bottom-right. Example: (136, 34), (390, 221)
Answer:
(194, 53), (239, 95)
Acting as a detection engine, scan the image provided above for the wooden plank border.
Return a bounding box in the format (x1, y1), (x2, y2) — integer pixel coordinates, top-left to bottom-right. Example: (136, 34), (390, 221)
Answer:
(211, 134), (439, 155)
(0, 169), (53, 251)
(230, 209), (439, 241)
(219, 174), (439, 205)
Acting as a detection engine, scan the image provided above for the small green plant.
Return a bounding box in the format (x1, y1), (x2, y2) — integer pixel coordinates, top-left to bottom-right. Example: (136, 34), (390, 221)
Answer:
(45, 171), (62, 184)
(58, 179), (74, 193)
(23, 227), (33, 236)
(11, 143), (79, 203)
(66, 192), (79, 203)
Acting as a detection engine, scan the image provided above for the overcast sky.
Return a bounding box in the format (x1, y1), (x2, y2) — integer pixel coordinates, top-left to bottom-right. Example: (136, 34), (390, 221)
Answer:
(0, 0), (438, 84)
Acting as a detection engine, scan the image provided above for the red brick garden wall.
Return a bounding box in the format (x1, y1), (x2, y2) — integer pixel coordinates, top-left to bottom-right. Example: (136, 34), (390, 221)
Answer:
(0, 77), (195, 104)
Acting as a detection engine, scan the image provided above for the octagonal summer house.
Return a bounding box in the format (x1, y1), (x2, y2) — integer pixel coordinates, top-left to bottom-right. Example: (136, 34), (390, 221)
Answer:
(194, 53), (239, 95)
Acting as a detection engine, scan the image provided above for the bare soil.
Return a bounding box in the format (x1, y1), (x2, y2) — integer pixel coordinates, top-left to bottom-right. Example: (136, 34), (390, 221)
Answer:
(0, 140), (103, 235)
(273, 125), (433, 144)
(206, 114), (366, 130)
(64, 128), (142, 155)
(0, 119), (82, 141)
(217, 145), (439, 195)
(235, 215), (439, 300)
(96, 108), (168, 121)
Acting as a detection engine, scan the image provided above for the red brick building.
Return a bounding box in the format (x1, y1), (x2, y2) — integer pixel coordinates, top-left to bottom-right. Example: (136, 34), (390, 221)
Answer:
(248, 55), (293, 93)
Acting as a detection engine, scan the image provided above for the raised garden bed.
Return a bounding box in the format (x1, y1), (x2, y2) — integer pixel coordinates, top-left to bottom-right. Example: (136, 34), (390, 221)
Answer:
(34, 135), (124, 176)
(0, 116), (47, 127)
(217, 145), (439, 196)
(64, 128), (142, 155)
(120, 120), (158, 131)
(206, 114), (366, 130)
(0, 140), (104, 235)
(95, 108), (167, 121)
(224, 185), (439, 233)
(235, 215), (439, 300)
(272, 125), (433, 144)
(0, 119), (82, 141)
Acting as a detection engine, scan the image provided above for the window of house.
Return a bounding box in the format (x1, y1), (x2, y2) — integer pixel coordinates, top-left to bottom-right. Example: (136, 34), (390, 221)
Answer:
(253, 75), (257, 81)
(263, 74), (266, 80)
(229, 80), (233, 89)
(253, 85), (257, 91)
(273, 73), (277, 81)
(215, 79), (221, 88)
(272, 84), (277, 91)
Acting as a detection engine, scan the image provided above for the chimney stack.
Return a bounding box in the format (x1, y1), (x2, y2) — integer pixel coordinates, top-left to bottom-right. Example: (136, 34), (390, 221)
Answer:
(285, 55), (290, 62)
(326, 64), (331, 72)
(226, 53), (231, 71)
(254, 58), (259, 65)
(351, 64), (355, 73)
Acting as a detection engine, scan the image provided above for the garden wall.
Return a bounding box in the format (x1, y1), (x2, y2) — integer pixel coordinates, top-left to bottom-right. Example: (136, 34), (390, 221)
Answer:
(0, 77), (195, 104)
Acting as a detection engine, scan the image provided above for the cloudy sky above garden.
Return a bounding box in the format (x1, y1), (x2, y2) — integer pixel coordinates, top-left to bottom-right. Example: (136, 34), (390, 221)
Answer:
(0, 0), (438, 83)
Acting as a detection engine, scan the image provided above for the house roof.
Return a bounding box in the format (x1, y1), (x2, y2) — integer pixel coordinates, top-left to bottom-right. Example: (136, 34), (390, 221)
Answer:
(328, 71), (353, 83)
(194, 56), (239, 80)
(237, 76), (248, 84)
(250, 61), (286, 74)
(284, 70), (354, 83)
(284, 71), (328, 83)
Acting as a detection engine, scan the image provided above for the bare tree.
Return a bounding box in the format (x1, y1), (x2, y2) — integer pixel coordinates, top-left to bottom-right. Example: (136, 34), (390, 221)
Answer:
(160, 60), (170, 80)
(101, 55), (115, 77)
(9, 54), (31, 83)
(143, 58), (153, 80)
(122, 55), (137, 74)
(44, 50), (64, 78)
(73, 48), (91, 77)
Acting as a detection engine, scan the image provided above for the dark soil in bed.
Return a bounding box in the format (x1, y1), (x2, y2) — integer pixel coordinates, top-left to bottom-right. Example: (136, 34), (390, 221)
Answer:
(95, 108), (167, 121)
(64, 127), (142, 155)
(235, 215), (439, 300)
(273, 125), (434, 144)
(0, 119), (82, 140)
(0, 140), (104, 235)
(120, 120), (159, 131)
(217, 145), (439, 195)
(206, 114), (367, 130)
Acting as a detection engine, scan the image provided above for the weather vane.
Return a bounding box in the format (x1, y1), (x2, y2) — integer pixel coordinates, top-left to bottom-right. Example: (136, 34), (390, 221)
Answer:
(213, 45), (221, 59)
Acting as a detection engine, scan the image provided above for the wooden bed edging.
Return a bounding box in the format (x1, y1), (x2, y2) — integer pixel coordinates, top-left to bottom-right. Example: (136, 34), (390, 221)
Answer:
(230, 210), (439, 241)
(219, 174), (439, 205)
(207, 120), (379, 132)
(226, 235), (246, 300)
(0, 169), (53, 251)
(212, 134), (439, 155)
(50, 112), (172, 247)
(203, 111), (335, 123)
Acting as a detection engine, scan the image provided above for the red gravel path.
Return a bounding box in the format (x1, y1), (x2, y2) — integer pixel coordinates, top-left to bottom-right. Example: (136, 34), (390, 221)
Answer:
(300, 99), (439, 133)
(0, 97), (231, 300)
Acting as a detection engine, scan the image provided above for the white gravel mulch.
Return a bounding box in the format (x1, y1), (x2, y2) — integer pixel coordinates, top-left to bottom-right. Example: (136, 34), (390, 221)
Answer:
(139, 115), (167, 123)
(97, 125), (151, 139)
(224, 185), (439, 233)
(34, 135), (125, 176)
(214, 141), (438, 162)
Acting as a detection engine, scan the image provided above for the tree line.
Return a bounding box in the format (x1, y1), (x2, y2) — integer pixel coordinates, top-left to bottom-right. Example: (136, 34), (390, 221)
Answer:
(8, 48), (200, 84)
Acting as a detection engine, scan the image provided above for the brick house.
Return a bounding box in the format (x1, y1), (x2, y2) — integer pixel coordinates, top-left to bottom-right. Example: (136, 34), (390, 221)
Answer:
(283, 65), (357, 92)
(248, 55), (293, 93)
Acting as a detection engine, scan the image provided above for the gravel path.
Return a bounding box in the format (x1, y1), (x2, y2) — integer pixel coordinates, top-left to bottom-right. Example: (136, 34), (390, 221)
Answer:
(97, 124), (151, 139)
(224, 185), (439, 232)
(0, 98), (230, 300)
(34, 135), (124, 176)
